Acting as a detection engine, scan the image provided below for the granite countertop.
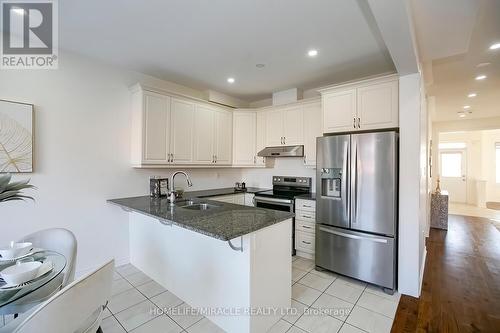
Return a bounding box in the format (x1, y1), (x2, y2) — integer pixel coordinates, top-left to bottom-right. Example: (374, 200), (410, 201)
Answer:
(184, 187), (268, 198)
(108, 195), (294, 241)
(295, 193), (316, 200)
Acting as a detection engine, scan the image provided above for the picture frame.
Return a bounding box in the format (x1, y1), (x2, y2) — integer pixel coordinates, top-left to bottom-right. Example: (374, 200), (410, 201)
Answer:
(0, 99), (34, 173)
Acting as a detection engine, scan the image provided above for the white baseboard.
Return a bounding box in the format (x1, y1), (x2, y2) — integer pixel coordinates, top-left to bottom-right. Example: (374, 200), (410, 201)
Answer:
(295, 250), (314, 260)
(418, 247), (427, 296)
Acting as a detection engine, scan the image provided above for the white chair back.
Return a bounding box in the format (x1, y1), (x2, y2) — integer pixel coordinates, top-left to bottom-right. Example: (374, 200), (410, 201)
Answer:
(6, 260), (114, 333)
(19, 228), (77, 287)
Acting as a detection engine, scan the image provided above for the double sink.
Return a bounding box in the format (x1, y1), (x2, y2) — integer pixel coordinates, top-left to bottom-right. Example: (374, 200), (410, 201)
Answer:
(174, 199), (221, 211)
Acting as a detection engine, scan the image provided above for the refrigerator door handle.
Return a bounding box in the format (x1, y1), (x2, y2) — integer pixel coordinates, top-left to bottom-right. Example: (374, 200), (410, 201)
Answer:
(352, 139), (358, 225)
(343, 140), (349, 216)
(319, 227), (388, 244)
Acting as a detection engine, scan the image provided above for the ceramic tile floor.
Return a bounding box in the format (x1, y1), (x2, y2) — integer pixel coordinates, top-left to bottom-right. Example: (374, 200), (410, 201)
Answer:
(103, 258), (400, 333)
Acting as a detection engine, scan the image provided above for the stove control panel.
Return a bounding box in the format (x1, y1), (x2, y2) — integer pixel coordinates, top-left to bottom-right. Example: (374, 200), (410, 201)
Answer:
(272, 176), (312, 188)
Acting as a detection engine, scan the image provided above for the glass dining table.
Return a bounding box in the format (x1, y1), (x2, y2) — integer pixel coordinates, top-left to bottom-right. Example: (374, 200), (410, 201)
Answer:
(0, 250), (66, 315)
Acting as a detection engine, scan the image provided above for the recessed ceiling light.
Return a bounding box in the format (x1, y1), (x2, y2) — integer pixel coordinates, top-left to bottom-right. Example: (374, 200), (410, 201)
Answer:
(489, 42), (500, 50)
(467, 93), (477, 98)
(227, 77), (235, 84)
(12, 7), (24, 15)
(307, 49), (318, 57)
(459, 114), (466, 118)
(463, 105), (471, 109)
(475, 75), (487, 80)
(256, 64), (265, 68)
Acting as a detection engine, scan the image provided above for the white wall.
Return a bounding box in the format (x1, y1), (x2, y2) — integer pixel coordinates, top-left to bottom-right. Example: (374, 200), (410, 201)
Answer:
(482, 130), (500, 202)
(0, 52), (243, 274)
(398, 72), (427, 297)
(242, 159), (315, 190)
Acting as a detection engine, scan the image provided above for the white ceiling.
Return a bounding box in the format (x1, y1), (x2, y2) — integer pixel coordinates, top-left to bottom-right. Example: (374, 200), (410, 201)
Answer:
(58, 0), (395, 102)
(412, 0), (500, 122)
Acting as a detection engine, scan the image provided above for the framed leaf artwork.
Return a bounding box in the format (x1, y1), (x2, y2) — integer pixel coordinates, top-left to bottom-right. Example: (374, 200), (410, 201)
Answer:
(0, 99), (34, 173)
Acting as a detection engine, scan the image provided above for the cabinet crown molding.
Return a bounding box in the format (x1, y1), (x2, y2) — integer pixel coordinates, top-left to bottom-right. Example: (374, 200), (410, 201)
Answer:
(130, 83), (234, 111)
(317, 73), (399, 94)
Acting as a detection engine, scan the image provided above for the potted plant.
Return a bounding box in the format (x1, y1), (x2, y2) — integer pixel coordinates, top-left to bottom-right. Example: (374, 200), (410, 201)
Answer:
(0, 174), (34, 203)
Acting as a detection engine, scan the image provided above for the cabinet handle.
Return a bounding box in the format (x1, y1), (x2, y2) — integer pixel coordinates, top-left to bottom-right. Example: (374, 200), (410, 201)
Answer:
(353, 117), (356, 128)
(302, 225), (312, 229)
(302, 215), (312, 219)
(215, 155), (217, 163)
(303, 205), (312, 208)
(280, 137), (283, 144)
(302, 241), (311, 245)
(254, 156), (256, 164)
(303, 155), (306, 164)
(357, 117), (361, 128)
(284, 137), (286, 145)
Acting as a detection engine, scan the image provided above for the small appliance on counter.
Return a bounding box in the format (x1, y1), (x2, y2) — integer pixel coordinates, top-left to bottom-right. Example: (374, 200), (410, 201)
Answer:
(150, 176), (169, 197)
(234, 182), (247, 192)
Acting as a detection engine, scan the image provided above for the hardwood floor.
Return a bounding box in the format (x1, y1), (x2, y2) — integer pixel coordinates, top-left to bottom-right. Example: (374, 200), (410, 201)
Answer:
(392, 214), (500, 333)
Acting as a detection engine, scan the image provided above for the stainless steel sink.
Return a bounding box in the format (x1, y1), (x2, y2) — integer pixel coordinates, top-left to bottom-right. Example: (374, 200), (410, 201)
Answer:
(180, 203), (220, 211)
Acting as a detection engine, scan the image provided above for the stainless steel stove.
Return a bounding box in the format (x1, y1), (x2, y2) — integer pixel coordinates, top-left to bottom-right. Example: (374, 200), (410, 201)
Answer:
(254, 176), (312, 255)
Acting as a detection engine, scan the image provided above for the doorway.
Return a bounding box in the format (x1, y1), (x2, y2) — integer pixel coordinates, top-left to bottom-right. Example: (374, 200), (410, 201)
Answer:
(439, 145), (467, 203)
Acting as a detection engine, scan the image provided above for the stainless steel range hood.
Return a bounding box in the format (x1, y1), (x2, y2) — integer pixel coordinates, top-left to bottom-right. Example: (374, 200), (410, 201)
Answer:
(257, 145), (304, 157)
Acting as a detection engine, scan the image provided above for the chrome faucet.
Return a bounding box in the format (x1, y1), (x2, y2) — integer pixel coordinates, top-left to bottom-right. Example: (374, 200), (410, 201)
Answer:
(169, 171), (193, 203)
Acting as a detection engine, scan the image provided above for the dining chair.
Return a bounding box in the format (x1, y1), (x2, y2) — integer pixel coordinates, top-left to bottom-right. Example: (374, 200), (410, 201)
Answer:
(0, 259), (114, 333)
(19, 228), (77, 287)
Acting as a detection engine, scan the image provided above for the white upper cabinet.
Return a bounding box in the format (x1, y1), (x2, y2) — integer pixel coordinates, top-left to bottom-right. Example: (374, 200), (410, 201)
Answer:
(214, 109), (233, 165)
(131, 88), (171, 166)
(265, 107), (304, 146)
(322, 89), (357, 133)
(357, 80), (398, 130)
(193, 105), (215, 164)
(283, 106), (304, 145)
(265, 109), (284, 146)
(170, 98), (195, 164)
(232, 111), (257, 166)
(320, 75), (399, 134)
(303, 102), (322, 167)
(255, 111), (266, 166)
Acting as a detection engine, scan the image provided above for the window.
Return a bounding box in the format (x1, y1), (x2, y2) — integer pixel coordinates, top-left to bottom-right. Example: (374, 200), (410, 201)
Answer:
(496, 143), (500, 183)
(440, 152), (463, 177)
(439, 142), (466, 149)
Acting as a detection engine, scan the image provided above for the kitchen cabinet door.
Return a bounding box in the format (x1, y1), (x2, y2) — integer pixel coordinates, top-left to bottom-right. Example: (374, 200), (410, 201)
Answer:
(357, 80), (398, 130)
(265, 109), (284, 146)
(193, 105), (215, 164)
(283, 106), (303, 145)
(142, 91), (171, 164)
(215, 109), (233, 165)
(170, 98), (195, 164)
(232, 112), (256, 165)
(255, 111), (266, 166)
(303, 102), (321, 166)
(322, 89), (357, 134)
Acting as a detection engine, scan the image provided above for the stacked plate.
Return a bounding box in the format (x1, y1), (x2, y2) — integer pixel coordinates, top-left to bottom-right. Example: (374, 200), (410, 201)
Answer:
(0, 242), (53, 290)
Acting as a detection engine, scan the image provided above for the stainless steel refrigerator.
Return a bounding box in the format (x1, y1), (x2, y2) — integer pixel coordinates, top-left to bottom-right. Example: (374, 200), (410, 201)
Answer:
(315, 131), (398, 292)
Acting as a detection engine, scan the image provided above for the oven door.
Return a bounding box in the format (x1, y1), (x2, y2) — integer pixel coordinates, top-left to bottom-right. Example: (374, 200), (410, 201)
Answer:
(254, 196), (295, 255)
(254, 196), (294, 212)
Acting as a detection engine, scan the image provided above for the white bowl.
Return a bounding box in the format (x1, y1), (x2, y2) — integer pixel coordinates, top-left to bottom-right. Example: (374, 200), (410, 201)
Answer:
(1, 261), (42, 285)
(0, 242), (33, 260)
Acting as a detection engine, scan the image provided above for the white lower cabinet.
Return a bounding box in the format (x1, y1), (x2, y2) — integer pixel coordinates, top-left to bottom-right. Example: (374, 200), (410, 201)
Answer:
(208, 193), (248, 206)
(294, 199), (316, 259)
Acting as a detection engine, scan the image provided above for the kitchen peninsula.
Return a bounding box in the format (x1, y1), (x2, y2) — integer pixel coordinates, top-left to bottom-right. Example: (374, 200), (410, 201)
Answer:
(108, 193), (293, 333)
